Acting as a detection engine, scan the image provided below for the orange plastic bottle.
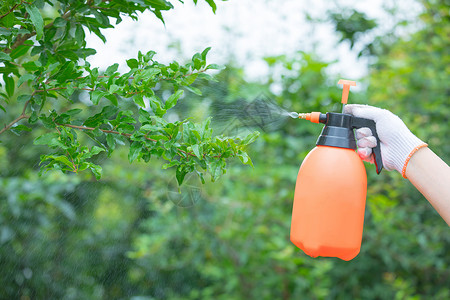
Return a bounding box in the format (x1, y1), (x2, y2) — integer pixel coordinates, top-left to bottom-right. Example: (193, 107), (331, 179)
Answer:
(290, 81), (383, 261)
(290, 145), (367, 261)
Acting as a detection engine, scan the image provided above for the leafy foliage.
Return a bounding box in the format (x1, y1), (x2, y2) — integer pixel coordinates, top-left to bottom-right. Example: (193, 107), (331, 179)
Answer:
(0, 0), (257, 184)
(0, 0), (448, 299)
(328, 9), (377, 49)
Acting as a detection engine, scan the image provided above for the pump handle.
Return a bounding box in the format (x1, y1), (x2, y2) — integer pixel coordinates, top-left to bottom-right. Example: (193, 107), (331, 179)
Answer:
(351, 117), (383, 174)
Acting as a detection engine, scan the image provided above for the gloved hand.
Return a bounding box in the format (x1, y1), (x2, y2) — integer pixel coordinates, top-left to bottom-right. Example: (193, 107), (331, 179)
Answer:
(344, 104), (427, 177)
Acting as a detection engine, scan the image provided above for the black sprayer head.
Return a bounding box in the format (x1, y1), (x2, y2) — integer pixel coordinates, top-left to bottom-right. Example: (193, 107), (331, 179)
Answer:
(316, 112), (383, 174)
(316, 113), (356, 150)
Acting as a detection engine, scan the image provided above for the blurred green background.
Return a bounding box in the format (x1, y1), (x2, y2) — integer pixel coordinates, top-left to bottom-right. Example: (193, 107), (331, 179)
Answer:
(0, 0), (449, 299)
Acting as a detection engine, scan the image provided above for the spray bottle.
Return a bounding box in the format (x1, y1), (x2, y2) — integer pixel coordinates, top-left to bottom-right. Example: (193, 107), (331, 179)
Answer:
(290, 79), (383, 261)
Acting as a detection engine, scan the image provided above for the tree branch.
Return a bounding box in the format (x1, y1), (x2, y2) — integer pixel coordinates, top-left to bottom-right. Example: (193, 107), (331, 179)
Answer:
(4, 11), (71, 54)
(0, 100), (30, 135)
(0, 1), (29, 19)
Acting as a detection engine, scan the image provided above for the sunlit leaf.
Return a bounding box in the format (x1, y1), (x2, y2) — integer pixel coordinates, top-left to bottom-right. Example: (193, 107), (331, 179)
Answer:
(128, 141), (143, 163)
(25, 4), (44, 40)
(165, 90), (184, 110)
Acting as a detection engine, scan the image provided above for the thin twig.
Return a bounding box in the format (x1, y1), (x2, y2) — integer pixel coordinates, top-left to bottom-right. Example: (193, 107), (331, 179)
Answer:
(0, 100), (30, 135)
(0, 1), (27, 19)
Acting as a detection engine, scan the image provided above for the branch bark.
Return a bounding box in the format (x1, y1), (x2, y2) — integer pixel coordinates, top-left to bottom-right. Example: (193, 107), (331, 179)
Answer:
(0, 1), (28, 20)
(0, 100), (30, 135)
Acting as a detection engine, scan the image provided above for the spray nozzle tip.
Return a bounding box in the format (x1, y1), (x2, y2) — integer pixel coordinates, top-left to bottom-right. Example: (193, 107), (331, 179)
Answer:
(288, 112), (299, 118)
(298, 113), (309, 120)
(298, 112), (326, 124)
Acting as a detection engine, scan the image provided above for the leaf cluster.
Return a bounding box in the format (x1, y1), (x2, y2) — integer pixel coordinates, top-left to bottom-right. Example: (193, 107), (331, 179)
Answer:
(0, 0), (257, 184)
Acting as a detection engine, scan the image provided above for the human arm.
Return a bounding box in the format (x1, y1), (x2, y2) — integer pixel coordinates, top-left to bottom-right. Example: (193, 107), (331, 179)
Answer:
(405, 146), (450, 226)
(344, 104), (450, 226)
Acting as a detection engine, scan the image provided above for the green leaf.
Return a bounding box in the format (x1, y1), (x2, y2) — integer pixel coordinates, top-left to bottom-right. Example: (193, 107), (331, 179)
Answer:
(134, 94), (145, 107)
(176, 165), (188, 185)
(88, 163), (102, 180)
(165, 90), (184, 110)
(3, 74), (15, 98)
(139, 108), (152, 123)
(127, 58), (139, 69)
(169, 61), (179, 71)
(128, 141), (143, 163)
(105, 94), (118, 106)
(148, 96), (166, 117)
(117, 123), (135, 133)
(46, 155), (74, 169)
(28, 111), (38, 123)
(75, 24), (85, 45)
(148, 135), (169, 141)
(25, 5), (44, 40)
(206, 64), (225, 70)
(90, 26), (107, 43)
(90, 146), (105, 156)
(191, 144), (203, 159)
(204, 0), (217, 13)
(143, 68), (161, 79)
(242, 131), (260, 145)
(53, 17), (66, 28)
(105, 63), (119, 75)
(10, 41), (33, 59)
(106, 134), (116, 151)
(12, 125), (32, 132)
(17, 73), (36, 87)
(22, 61), (39, 72)
(0, 52), (11, 62)
(90, 90), (107, 105)
(39, 115), (55, 129)
(140, 124), (156, 131)
(193, 57), (203, 70)
(198, 72), (218, 82)
(185, 86), (202, 96)
(201, 47), (211, 60)
(55, 61), (76, 83)
(181, 73), (198, 86)
(30, 45), (44, 57)
(237, 150), (253, 167)
(65, 109), (82, 116)
(196, 171), (206, 184)
(162, 160), (179, 169)
(101, 106), (119, 118)
(208, 160), (224, 182)
(34, 132), (60, 146)
(109, 84), (120, 94)
(17, 94), (32, 103)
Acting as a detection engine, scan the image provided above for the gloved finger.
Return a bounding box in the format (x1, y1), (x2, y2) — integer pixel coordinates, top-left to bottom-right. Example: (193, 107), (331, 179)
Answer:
(355, 127), (373, 139)
(344, 104), (385, 122)
(357, 136), (377, 148)
(357, 147), (374, 164)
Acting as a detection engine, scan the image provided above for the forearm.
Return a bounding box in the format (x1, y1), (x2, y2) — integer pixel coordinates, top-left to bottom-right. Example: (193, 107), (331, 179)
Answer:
(405, 147), (450, 226)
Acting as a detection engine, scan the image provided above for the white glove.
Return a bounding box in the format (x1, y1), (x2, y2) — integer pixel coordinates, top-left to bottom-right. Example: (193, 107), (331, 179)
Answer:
(344, 104), (427, 177)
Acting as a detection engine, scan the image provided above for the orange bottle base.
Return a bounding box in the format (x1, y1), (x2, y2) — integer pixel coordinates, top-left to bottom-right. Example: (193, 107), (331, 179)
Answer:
(291, 238), (360, 261)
